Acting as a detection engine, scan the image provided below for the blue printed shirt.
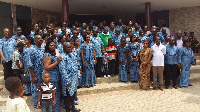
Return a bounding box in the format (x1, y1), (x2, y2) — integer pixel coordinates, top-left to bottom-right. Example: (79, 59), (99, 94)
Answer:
(59, 53), (79, 96)
(0, 37), (17, 62)
(90, 35), (104, 58)
(165, 45), (180, 65)
(26, 45), (45, 82)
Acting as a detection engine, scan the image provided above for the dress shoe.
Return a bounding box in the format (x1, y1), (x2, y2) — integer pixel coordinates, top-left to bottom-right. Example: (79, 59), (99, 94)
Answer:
(158, 86), (163, 91)
(153, 86), (157, 90)
(72, 108), (81, 112)
(188, 84), (193, 86)
(165, 85), (169, 89)
(173, 86), (177, 89)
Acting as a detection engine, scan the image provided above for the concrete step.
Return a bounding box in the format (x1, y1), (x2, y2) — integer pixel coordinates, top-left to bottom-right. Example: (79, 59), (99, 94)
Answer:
(77, 82), (139, 96)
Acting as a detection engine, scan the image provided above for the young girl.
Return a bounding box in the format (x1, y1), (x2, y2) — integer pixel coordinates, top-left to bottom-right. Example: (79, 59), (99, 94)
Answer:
(5, 77), (30, 112)
(81, 34), (97, 88)
(102, 48), (110, 77)
(117, 37), (129, 82)
(129, 35), (140, 83)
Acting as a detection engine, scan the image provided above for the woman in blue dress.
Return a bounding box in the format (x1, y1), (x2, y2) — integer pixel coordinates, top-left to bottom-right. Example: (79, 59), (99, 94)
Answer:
(129, 35), (140, 82)
(178, 39), (194, 87)
(43, 40), (62, 112)
(117, 37), (129, 82)
(57, 35), (67, 53)
(23, 36), (34, 95)
(81, 34), (97, 88)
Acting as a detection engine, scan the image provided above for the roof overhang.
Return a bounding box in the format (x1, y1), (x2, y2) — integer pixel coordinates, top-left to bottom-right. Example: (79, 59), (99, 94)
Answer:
(1, 0), (200, 15)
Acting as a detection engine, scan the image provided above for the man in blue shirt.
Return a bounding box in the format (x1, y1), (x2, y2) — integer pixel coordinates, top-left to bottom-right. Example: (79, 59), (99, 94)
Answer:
(115, 19), (123, 33)
(12, 26), (26, 43)
(0, 28), (17, 80)
(59, 42), (80, 112)
(27, 35), (44, 107)
(91, 29), (104, 77)
(165, 37), (181, 89)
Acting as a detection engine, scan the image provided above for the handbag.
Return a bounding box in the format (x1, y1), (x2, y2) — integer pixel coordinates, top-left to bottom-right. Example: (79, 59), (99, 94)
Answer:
(191, 58), (196, 65)
(20, 69), (31, 84)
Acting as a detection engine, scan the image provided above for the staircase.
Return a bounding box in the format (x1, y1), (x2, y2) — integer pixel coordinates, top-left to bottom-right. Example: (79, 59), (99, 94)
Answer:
(0, 56), (200, 112)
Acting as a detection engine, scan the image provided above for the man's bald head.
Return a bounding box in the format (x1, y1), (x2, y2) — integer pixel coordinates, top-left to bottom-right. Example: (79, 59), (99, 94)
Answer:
(3, 28), (10, 38)
(34, 35), (43, 46)
(63, 42), (72, 54)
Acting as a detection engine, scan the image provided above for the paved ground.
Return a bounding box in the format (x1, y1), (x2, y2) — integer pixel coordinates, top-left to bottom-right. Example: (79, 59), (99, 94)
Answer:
(0, 65), (200, 112)
(75, 73), (200, 112)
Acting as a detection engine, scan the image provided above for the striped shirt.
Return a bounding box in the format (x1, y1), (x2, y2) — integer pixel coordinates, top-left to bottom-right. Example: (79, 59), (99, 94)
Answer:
(106, 45), (117, 60)
(38, 82), (56, 101)
(12, 50), (21, 69)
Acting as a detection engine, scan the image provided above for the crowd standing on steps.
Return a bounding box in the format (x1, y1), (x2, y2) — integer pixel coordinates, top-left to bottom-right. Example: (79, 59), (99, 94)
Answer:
(0, 19), (198, 112)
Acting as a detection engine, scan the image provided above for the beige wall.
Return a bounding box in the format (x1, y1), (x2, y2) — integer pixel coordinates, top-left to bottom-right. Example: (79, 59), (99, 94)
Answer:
(31, 8), (61, 25)
(169, 6), (200, 38)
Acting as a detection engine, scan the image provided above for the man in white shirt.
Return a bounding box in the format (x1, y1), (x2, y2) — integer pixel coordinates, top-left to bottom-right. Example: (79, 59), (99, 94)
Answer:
(151, 36), (166, 91)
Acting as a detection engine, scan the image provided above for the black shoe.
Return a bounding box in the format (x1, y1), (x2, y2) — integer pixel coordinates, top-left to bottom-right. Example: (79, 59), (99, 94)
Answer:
(153, 86), (157, 90)
(158, 86), (163, 91)
(173, 86), (177, 89)
(165, 85), (169, 89)
(72, 108), (81, 112)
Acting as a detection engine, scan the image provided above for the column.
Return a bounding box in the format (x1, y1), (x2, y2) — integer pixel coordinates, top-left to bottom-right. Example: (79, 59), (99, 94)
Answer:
(145, 2), (151, 30)
(62, 0), (69, 22)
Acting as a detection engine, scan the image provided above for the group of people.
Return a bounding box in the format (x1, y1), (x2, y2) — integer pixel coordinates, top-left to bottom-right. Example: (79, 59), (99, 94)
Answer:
(0, 19), (198, 112)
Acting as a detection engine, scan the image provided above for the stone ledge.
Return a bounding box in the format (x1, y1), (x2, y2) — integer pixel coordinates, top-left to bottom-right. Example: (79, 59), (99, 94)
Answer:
(77, 82), (139, 96)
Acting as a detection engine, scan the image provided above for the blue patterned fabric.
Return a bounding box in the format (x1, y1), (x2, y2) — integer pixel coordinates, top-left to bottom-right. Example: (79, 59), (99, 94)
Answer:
(115, 25), (123, 32)
(26, 45), (44, 107)
(112, 34), (123, 47)
(42, 53), (61, 82)
(73, 47), (82, 69)
(121, 32), (127, 37)
(158, 32), (166, 43)
(178, 47), (194, 87)
(52, 82), (60, 112)
(31, 82), (41, 107)
(129, 43), (140, 81)
(22, 45), (34, 95)
(57, 44), (63, 53)
(90, 35), (104, 58)
(29, 31), (35, 38)
(98, 28), (103, 34)
(139, 35), (148, 43)
(147, 35), (154, 47)
(59, 53), (79, 96)
(0, 37), (17, 62)
(80, 43), (96, 86)
(132, 29), (140, 37)
(165, 45), (180, 65)
(11, 35), (26, 41)
(70, 36), (85, 46)
(117, 44), (129, 82)
(108, 27), (115, 35)
(129, 43), (140, 57)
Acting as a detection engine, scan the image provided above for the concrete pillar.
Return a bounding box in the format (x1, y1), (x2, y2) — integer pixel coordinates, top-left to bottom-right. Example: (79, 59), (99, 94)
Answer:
(145, 2), (151, 30)
(62, 0), (69, 22)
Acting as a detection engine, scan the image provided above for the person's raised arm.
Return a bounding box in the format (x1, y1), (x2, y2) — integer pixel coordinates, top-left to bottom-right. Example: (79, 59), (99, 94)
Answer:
(43, 56), (62, 71)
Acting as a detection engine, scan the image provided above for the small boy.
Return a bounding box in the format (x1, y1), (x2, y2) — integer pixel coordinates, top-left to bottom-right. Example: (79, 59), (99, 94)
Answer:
(37, 73), (56, 112)
(102, 48), (110, 77)
(12, 42), (24, 80)
(106, 38), (117, 76)
(5, 77), (30, 112)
